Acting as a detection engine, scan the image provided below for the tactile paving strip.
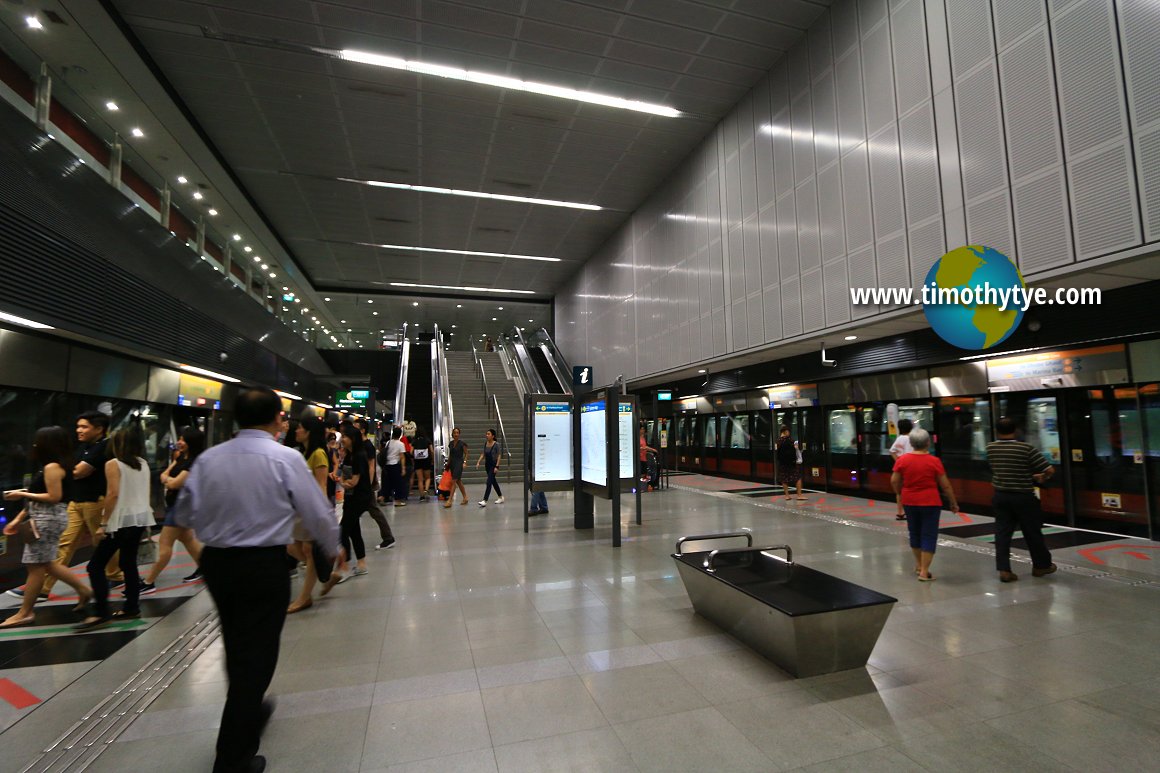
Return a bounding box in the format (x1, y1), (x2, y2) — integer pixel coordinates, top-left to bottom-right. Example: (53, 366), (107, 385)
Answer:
(21, 611), (220, 772)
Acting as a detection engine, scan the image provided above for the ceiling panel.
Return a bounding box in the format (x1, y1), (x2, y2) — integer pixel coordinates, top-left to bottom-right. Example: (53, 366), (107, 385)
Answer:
(104, 0), (827, 344)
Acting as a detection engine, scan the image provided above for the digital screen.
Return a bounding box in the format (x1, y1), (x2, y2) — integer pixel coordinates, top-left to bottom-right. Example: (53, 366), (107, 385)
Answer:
(619, 402), (634, 479)
(657, 391), (672, 401)
(335, 388), (372, 410)
(580, 399), (607, 487)
(533, 401), (572, 482)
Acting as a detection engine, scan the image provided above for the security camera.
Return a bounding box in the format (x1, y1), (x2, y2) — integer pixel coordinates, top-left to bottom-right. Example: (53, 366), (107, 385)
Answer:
(821, 341), (837, 368)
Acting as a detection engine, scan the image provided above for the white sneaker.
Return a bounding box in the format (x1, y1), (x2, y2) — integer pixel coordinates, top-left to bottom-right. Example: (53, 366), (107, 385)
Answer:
(495, 497), (505, 504)
(478, 500), (487, 507)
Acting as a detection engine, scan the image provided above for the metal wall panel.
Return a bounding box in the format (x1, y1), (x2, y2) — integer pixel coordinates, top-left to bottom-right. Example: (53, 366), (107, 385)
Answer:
(999, 28), (1065, 181)
(728, 225), (746, 301)
(994, 0), (1047, 51)
(832, 0), (860, 58)
(899, 102), (942, 224)
(732, 300), (748, 350)
(802, 267), (826, 331)
(747, 290), (765, 348)
(908, 217), (946, 285)
(1069, 141), (1142, 258)
(744, 218), (763, 290)
(835, 50), (868, 149)
(966, 190), (1016, 259)
(841, 145), (875, 250)
(759, 203), (781, 290)
(788, 43), (811, 97)
(869, 125), (906, 237)
(848, 245), (879, 317)
(797, 178), (822, 273)
(860, 0), (890, 32)
(1051, 0), (1130, 158)
(1138, 125), (1160, 242)
(773, 109), (796, 198)
(792, 92), (816, 184)
(1013, 167), (1074, 272)
(147, 366), (181, 405)
(809, 13), (834, 79)
(0, 328), (68, 391)
(824, 258), (852, 325)
(1118, 0), (1160, 130)
(876, 233), (910, 305)
(738, 96), (759, 221)
(777, 193), (800, 278)
(819, 163), (848, 262)
(861, 19), (897, 136)
(956, 62), (1009, 201)
(813, 72), (840, 171)
(945, 0), (994, 79)
(782, 275), (804, 337)
(753, 78), (776, 212)
(763, 284), (783, 341)
(890, 0), (932, 115)
(67, 347), (149, 401)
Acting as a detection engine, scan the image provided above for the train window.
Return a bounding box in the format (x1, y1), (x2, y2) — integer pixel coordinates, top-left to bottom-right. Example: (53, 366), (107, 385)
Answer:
(829, 409), (857, 454)
(1027, 397), (1061, 464)
(703, 417), (717, 448)
(875, 404), (934, 455)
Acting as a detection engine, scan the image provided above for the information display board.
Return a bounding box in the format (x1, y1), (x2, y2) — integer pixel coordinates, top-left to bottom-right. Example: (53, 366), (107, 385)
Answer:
(335, 388), (372, 415)
(580, 398), (607, 488)
(532, 400), (573, 486)
(618, 401), (634, 480)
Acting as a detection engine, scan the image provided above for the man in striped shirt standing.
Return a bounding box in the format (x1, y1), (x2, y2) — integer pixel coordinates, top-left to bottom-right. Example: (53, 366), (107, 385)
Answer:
(985, 417), (1057, 583)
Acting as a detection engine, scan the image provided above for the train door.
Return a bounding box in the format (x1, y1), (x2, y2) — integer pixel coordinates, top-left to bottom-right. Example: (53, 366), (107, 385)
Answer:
(1143, 384), (1160, 540)
(994, 393), (1066, 520)
(775, 408), (824, 489)
(719, 412), (753, 477)
(753, 410), (774, 482)
(1065, 387), (1149, 537)
(937, 396), (994, 512)
(827, 406), (861, 491)
(826, 403), (933, 496)
(701, 413), (720, 473)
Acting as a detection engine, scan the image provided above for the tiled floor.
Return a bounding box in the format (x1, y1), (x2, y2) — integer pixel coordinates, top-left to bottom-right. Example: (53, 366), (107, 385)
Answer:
(6, 478), (1160, 771)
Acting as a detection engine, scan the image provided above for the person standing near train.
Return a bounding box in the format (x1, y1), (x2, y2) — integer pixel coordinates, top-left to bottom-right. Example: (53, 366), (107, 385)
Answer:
(986, 417), (1056, 583)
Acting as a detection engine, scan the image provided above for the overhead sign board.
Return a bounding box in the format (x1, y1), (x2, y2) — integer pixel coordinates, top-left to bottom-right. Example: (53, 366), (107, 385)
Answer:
(335, 388), (372, 414)
(986, 344), (1128, 391)
(657, 390), (672, 401)
(177, 373), (222, 409)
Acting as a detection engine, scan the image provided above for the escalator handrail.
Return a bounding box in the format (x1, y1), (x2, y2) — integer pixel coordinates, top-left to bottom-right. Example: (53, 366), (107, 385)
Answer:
(491, 393), (513, 484)
(430, 326), (454, 471)
(536, 327), (573, 395)
(394, 323), (410, 424)
(509, 328), (546, 393)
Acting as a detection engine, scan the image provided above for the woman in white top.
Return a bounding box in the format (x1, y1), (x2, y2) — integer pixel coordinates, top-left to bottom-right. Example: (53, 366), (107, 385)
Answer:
(889, 418), (914, 520)
(76, 427), (154, 631)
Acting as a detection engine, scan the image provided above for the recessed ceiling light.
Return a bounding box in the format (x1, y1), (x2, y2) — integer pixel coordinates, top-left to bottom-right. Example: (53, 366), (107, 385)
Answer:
(528, 319), (533, 322)
(252, 256), (261, 263)
(357, 241), (560, 263)
(341, 320), (346, 323)
(260, 263), (268, 270)
(844, 335), (858, 341)
(105, 101), (119, 111)
(207, 208), (218, 216)
(452, 324), (457, 328)
(337, 49), (680, 118)
(456, 304), (462, 308)
(391, 282), (534, 295)
(25, 15), (43, 30)
(232, 234), (242, 241)
(243, 246), (252, 253)
(269, 272), (276, 278)
(497, 306), (503, 310)
(177, 176), (188, 184)
(492, 317), (497, 321)
(324, 297), (331, 301)
(338, 177), (601, 211)
(372, 311), (379, 315)
(130, 127), (144, 138)
(698, 369), (707, 374)
(412, 301), (419, 307)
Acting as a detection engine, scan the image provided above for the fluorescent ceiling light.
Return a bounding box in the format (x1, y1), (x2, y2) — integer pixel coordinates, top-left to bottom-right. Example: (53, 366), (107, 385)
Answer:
(315, 402), (333, 409)
(338, 176), (601, 211)
(337, 49), (680, 118)
(26, 16), (43, 29)
(391, 282), (534, 295)
(358, 241), (560, 263)
(130, 127), (144, 138)
(844, 335), (858, 341)
(179, 364), (240, 383)
(0, 310), (53, 329)
(105, 101), (119, 111)
(275, 390), (303, 401)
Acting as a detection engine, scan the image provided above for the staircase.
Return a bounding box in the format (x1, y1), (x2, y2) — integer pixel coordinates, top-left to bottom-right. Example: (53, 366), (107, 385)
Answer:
(444, 351), (525, 491)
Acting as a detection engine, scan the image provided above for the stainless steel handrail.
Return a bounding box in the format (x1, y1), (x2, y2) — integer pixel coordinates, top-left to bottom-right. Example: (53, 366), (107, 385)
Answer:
(393, 323), (410, 423)
(535, 327), (572, 395)
(430, 326), (454, 471)
(675, 530), (753, 555)
(510, 328), (547, 393)
(491, 393), (513, 483)
(704, 545), (794, 572)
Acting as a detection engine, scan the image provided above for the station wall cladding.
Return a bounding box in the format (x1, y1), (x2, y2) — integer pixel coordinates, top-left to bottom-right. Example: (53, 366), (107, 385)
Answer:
(0, 100), (329, 392)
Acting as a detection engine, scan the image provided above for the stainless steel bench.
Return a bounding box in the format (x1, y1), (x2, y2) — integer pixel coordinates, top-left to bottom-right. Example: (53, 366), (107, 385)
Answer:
(672, 532), (896, 678)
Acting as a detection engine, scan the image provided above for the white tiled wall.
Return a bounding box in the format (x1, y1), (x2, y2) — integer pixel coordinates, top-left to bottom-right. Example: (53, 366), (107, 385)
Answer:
(554, 0), (1155, 385)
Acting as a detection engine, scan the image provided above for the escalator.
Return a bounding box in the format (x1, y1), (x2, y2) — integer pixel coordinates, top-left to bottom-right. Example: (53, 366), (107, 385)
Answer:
(528, 346), (563, 393)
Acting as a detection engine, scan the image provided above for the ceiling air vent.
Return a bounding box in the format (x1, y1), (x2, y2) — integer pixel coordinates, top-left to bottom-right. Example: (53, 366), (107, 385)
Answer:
(348, 85), (407, 99)
(491, 178), (532, 190)
(374, 216), (411, 224)
(510, 112), (559, 124)
(476, 226), (513, 234)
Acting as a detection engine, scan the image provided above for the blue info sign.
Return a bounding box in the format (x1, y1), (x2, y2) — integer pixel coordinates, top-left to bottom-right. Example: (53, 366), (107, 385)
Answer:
(573, 365), (594, 389)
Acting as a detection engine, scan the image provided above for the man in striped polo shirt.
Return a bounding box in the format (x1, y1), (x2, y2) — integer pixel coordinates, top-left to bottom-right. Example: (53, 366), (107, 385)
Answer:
(985, 417), (1057, 583)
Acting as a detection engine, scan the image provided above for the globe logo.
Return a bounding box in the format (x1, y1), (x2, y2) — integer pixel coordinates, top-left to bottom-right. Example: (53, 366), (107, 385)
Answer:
(922, 245), (1025, 350)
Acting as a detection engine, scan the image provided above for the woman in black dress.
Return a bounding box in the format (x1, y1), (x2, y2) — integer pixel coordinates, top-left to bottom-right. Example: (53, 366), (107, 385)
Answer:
(336, 426), (370, 579)
(446, 427), (468, 507)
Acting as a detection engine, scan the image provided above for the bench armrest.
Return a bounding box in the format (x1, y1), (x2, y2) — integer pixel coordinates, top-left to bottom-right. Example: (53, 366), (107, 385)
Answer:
(704, 544), (793, 572)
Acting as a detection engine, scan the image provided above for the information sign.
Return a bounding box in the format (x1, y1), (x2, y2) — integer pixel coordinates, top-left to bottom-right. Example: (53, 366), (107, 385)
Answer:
(580, 399), (607, 487)
(533, 401), (573, 482)
(618, 402), (634, 479)
(336, 388), (372, 411)
(657, 390), (672, 401)
(573, 365), (594, 389)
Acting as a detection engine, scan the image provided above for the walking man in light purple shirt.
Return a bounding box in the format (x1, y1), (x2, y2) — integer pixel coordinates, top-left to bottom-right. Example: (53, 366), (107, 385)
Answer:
(175, 387), (339, 773)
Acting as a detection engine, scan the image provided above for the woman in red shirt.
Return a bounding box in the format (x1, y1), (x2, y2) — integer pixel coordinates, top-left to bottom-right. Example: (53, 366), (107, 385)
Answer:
(890, 428), (959, 582)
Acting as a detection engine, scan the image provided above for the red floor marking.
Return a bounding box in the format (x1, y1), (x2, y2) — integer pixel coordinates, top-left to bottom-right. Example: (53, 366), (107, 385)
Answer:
(941, 512), (975, 526)
(0, 679), (41, 710)
(1077, 544), (1160, 565)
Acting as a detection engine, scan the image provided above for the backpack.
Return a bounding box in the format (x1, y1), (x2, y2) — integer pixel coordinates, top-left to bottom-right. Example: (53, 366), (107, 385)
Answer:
(776, 437), (798, 465)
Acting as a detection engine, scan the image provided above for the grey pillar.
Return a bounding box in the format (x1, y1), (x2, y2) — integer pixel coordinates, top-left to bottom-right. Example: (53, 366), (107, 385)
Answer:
(109, 135), (122, 188)
(195, 217), (206, 255)
(159, 185), (171, 228)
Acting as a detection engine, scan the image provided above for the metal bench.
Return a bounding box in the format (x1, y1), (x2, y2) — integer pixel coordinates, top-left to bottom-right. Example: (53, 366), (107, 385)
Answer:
(672, 532), (896, 677)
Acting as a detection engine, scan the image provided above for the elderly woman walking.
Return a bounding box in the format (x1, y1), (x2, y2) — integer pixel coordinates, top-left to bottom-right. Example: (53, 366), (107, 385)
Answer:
(890, 428), (959, 582)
